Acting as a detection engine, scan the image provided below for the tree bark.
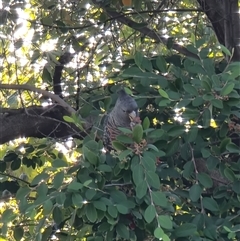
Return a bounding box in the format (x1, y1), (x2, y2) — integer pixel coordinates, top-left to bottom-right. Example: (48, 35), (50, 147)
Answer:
(197, 0), (240, 61)
(0, 105), (88, 144)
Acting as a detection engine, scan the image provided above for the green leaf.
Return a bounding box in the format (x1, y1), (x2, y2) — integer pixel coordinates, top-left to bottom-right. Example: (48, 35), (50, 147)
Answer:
(168, 126), (185, 137)
(53, 206), (64, 225)
(166, 138), (180, 156)
(156, 56), (167, 72)
(220, 83), (235, 96)
(220, 137), (231, 152)
(211, 99), (223, 109)
(112, 141), (127, 151)
(53, 171), (64, 190)
(93, 201), (107, 211)
(201, 80), (212, 92)
(86, 203), (97, 222)
(98, 164), (112, 172)
(72, 193), (83, 207)
(31, 173), (49, 186)
(83, 179), (92, 187)
(4, 152), (18, 162)
(202, 197), (219, 212)
(233, 181), (240, 194)
(219, 123), (229, 138)
(159, 89), (169, 99)
(0, 161), (6, 172)
(132, 124), (143, 143)
(146, 171), (160, 189)
(202, 108), (211, 127)
(136, 180), (147, 199)
(110, 190), (127, 203)
(197, 173), (213, 188)
(98, 222), (111, 232)
(132, 164), (144, 186)
(220, 44), (231, 56)
(144, 205), (156, 223)
(143, 116), (150, 130)
(43, 199), (53, 214)
(142, 154), (156, 172)
(142, 57), (153, 72)
(2, 209), (16, 222)
(116, 223), (129, 239)
(183, 161), (194, 178)
(116, 135), (133, 144)
(189, 184), (202, 202)
(52, 158), (68, 168)
(182, 108), (199, 119)
(158, 215), (173, 230)
(134, 51), (144, 68)
(224, 167), (235, 182)
(83, 146), (98, 165)
(116, 204), (128, 214)
(118, 149), (133, 160)
(203, 93), (214, 101)
(162, 234), (171, 241)
(42, 65), (52, 82)
(176, 99), (191, 108)
(152, 191), (168, 207)
(41, 227), (53, 241)
(56, 192), (66, 205)
(174, 223), (197, 237)
(186, 45), (198, 54)
(201, 148), (211, 158)
(192, 96), (204, 107)
(183, 84), (198, 96)
(226, 143), (240, 153)
(63, 115), (75, 123)
(37, 182), (48, 197)
(68, 181), (83, 190)
(159, 99), (171, 106)
(13, 226), (24, 241)
(147, 144), (161, 153)
(108, 205), (118, 218)
(16, 186), (31, 201)
(85, 189), (96, 200)
(148, 129), (164, 139)
(186, 127), (198, 142)
(154, 227), (164, 239)
(121, 67), (143, 78)
(10, 157), (21, 170)
(207, 156), (219, 170)
(118, 127), (132, 134)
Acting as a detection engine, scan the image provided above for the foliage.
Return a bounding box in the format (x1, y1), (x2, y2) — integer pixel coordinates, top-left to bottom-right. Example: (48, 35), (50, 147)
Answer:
(1, 48), (240, 240)
(0, 0), (240, 241)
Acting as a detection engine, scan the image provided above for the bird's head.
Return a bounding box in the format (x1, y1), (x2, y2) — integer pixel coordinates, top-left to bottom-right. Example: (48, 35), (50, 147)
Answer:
(112, 89), (139, 126)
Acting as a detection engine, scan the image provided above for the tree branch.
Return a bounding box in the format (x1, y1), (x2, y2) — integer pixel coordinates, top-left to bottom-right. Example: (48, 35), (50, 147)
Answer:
(0, 105), (84, 144)
(92, 1), (199, 59)
(0, 84), (76, 114)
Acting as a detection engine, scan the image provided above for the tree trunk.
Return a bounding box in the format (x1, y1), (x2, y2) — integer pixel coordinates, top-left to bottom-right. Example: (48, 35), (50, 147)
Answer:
(197, 0), (240, 61)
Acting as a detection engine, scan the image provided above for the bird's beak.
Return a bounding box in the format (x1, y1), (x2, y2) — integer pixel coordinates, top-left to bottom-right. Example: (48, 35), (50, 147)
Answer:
(129, 110), (137, 121)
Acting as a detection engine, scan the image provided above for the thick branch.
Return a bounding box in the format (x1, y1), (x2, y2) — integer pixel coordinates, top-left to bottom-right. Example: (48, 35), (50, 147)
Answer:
(0, 105), (83, 144)
(53, 52), (74, 98)
(0, 84), (76, 114)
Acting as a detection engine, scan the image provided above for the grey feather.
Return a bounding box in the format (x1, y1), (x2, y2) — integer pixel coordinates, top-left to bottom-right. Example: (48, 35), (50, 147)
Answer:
(103, 89), (138, 150)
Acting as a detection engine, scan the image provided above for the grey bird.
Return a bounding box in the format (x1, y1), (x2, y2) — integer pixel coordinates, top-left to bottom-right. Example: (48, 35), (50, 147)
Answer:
(103, 89), (139, 151)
